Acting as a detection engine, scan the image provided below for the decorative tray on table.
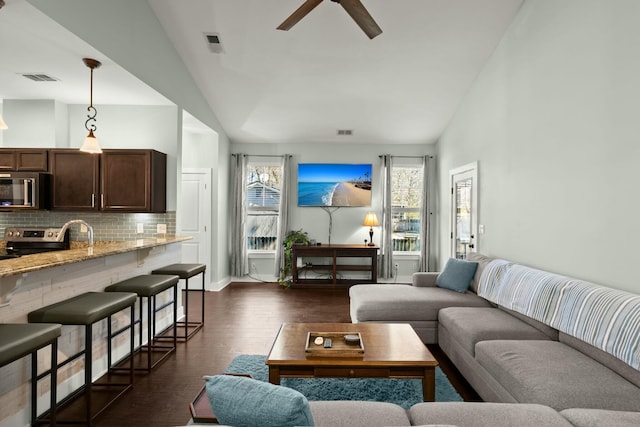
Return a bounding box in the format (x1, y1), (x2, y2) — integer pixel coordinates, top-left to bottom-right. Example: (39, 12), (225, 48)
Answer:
(304, 331), (365, 357)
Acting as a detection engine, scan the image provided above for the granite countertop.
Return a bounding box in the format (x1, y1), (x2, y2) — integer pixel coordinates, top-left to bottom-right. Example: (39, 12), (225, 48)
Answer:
(0, 236), (191, 278)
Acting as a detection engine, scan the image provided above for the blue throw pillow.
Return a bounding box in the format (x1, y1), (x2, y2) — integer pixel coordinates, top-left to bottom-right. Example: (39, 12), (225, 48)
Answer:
(435, 258), (479, 293)
(203, 374), (315, 427)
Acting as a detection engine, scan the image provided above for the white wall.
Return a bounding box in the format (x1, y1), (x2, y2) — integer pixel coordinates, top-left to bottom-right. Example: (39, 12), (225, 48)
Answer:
(232, 142), (436, 280)
(181, 113), (232, 286)
(437, 0), (640, 293)
(0, 103), (4, 145)
(2, 99), (62, 147)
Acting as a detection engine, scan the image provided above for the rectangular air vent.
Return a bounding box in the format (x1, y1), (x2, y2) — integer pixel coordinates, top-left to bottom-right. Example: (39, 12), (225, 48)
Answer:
(204, 32), (223, 54)
(21, 73), (59, 82)
(337, 129), (353, 136)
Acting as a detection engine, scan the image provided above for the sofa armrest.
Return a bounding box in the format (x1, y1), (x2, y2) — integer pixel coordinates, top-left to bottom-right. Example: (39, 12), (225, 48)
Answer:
(412, 272), (439, 287)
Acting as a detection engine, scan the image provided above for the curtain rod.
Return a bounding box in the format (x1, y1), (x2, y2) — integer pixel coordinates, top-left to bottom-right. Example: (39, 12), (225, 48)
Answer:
(231, 154), (292, 158)
(378, 155), (434, 159)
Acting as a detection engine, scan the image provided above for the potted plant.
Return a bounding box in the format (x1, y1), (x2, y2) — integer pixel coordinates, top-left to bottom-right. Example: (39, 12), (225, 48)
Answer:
(278, 229), (310, 287)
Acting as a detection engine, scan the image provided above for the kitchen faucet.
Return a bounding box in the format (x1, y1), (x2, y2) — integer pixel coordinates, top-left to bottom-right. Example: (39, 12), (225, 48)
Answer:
(58, 219), (94, 247)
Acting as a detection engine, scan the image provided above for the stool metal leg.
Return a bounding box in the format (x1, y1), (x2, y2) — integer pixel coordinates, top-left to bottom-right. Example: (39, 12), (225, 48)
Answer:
(31, 347), (37, 425)
(146, 295), (153, 370)
(180, 271), (205, 341)
(31, 339), (58, 427)
(183, 277), (190, 341)
(50, 339), (58, 427)
(173, 284), (178, 350)
(85, 324), (92, 426)
(129, 304), (134, 386)
(200, 271), (205, 327)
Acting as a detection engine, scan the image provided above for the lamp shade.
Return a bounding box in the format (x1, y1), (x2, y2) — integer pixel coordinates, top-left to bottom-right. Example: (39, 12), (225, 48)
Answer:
(0, 114), (7, 130)
(363, 212), (379, 227)
(80, 130), (102, 154)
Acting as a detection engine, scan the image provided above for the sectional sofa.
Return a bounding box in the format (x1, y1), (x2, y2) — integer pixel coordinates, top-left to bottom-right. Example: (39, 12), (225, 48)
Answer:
(349, 253), (640, 417)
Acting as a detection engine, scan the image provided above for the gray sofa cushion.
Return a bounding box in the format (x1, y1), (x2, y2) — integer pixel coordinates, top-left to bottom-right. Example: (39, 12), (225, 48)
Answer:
(350, 284), (491, 323)
(438, 307), (552, 356)
(559, 408), (640, 427)
(475, 340), (640, 411)
(409, 402), (573, 427)
(560, 332), (640, 389)
(309, 401), (410, 426)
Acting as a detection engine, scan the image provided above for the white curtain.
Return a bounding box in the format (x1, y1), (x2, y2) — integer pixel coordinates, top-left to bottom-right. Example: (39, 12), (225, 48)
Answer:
(379, 154), (394, 279)
(274, 155), (291, 276)
(419, 155), (432, 271)
(230, 154), (248, 277)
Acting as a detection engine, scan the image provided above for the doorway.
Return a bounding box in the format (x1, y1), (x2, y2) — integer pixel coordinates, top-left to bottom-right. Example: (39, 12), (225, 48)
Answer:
(449, 162), (478, 260)
(180, 168), (212, 285)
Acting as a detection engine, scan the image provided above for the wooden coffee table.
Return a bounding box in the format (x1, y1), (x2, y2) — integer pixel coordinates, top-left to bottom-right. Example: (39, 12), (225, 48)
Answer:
(266, 323), (439, 401)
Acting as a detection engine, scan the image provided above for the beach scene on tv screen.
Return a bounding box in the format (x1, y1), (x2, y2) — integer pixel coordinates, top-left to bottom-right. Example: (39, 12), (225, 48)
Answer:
(298, 163), (372, 207)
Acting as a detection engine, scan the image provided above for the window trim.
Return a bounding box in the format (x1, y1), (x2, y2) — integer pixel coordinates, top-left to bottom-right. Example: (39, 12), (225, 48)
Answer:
(245, 161), (282, 254)
(390, 161), (423, 255)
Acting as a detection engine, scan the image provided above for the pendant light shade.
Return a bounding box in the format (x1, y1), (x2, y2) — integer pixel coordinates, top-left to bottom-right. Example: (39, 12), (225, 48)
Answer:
(0, 114), (7, 130)
(81, 129), (102, 154)
(80, 58), (102, 153)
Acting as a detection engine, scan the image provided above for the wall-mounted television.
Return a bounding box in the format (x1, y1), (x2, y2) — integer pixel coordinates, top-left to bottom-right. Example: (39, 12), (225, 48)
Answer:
(298, 163), (372, 207)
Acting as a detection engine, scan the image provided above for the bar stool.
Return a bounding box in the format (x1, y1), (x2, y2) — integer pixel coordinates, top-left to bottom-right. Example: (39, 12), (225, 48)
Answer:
(152, 263), (206, 341)
(0, 323), (61, 426)
(105, 274), (179, 372)
(28, 292), (137, 426)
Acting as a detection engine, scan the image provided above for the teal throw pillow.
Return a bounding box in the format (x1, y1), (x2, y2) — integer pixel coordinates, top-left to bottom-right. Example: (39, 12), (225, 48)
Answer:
(203, 374), (315, 427)
(435, 258), (479, 293)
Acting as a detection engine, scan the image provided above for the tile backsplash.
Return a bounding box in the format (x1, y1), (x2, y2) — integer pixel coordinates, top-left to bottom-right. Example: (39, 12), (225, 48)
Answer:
(0, 211), (176, 242)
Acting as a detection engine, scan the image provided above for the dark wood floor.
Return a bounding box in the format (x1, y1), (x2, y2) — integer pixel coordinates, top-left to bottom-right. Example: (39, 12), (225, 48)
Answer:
(89, 282), (480, 426)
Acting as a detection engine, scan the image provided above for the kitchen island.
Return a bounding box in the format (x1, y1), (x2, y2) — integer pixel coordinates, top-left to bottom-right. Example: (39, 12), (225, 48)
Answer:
(0, 236), (191, 427)
(0, 236), (191, 279)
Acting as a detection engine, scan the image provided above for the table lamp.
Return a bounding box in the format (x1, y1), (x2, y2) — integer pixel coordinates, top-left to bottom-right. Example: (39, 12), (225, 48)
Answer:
(363, 212), (379, 246)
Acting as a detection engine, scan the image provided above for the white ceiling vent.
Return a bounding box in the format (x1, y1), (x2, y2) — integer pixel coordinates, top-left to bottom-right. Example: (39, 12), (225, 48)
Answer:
(21, 73), (59, 82)
(204, 32), (223, 54)
(337, 129), (353, 136)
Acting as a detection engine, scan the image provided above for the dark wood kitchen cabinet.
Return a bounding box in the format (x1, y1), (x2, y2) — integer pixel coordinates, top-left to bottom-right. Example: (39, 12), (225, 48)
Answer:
(49, 149), (166, 212)
(100, 149), (166, 212)
(0, 148), (48, 171)
(49, 149), (100, 210)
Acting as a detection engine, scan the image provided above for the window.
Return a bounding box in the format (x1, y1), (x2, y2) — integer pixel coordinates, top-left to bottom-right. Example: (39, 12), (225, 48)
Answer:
(246, 161), (282, 252)
(391, 161), (423, 253)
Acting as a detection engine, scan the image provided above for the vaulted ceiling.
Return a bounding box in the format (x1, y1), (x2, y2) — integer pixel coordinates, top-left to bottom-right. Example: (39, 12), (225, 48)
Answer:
(0, 0), (524, 145)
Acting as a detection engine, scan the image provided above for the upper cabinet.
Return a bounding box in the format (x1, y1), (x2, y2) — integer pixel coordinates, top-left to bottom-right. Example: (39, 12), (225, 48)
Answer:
(101, 149), (166, 212)
(0, 149), (48, 172)
(49, 150), (100, 210)
(49, 149), (166, 213)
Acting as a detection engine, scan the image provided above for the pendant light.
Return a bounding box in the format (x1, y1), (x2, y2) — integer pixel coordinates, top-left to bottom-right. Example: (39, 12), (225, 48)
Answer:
(0, 114), (7, 130)
(80, 58), (102, 153)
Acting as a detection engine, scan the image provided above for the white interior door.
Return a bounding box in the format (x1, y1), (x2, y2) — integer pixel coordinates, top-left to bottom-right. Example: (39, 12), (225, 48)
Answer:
(450, 163), (478, 260)
(180, 169), (212, 277)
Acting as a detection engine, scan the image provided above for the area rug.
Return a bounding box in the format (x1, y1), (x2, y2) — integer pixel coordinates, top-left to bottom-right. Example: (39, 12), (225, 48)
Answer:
(224, 354), (462, 409)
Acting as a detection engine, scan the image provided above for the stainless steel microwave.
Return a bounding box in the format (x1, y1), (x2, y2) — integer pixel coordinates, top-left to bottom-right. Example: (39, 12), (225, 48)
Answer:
(0, 172), (51, 209)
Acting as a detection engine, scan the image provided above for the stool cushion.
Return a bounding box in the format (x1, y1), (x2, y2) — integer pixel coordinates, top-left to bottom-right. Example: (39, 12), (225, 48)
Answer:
(152, 263), (206, 279)
(0, 323), (61, 367)
(28, 292), (137, 325)
(105, 275), (179, 297)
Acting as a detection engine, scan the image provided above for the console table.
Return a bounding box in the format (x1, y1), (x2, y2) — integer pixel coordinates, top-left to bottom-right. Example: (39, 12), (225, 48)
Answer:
(291, 244), (378, 286)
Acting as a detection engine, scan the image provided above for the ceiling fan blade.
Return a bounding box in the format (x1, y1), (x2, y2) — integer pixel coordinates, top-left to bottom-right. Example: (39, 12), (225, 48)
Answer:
(338, 0), (382, 39)
(277, 0), (324, 31)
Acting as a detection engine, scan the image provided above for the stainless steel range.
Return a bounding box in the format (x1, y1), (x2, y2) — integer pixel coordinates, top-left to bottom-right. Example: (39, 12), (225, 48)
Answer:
(3, 227), (71, 257)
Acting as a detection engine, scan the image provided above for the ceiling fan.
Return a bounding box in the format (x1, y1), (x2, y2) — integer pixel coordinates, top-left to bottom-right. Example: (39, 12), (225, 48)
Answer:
(277, 0), (383, 39)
